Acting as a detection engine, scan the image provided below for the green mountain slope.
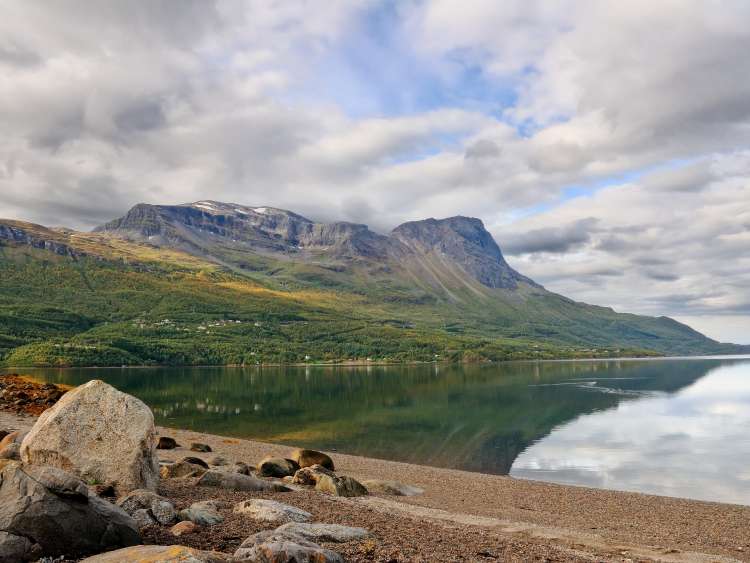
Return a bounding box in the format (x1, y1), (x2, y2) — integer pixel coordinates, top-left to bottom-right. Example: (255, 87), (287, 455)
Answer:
(0, 212), (744, 367)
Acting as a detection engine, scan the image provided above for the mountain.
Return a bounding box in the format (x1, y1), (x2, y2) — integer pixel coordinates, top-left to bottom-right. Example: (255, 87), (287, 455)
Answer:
(0, 201), (745, 367)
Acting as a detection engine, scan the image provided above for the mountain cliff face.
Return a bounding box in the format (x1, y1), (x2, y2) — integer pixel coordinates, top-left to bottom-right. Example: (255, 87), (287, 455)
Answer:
(1, 201), (744, 365)
(95, 201), (532, 292)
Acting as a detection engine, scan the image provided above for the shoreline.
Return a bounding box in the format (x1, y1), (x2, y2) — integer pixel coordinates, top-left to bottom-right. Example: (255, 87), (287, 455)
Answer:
(3, 351), (750, 372)
(2, 408), (748, 562)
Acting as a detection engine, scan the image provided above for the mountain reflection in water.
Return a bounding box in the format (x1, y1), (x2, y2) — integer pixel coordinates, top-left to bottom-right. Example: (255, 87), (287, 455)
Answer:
(6, 356), (750, 504)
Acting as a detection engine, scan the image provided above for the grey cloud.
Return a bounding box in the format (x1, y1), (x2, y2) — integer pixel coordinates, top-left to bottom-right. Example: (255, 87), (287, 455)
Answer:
(502, 218), (598, 255)
(465, 139), (501, 160)
(643, 271), (680, 282)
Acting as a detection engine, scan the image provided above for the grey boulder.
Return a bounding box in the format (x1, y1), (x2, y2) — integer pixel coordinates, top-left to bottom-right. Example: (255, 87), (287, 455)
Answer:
(0, 461), (140, 561)
(276, 522), (371, 543)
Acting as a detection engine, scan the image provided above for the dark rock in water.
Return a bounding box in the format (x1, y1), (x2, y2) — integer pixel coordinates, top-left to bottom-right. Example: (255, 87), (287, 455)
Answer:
(0, 430), (8, 442)
(178, 456), (210, 469)
(257, 456), (299, 478)
(80, 545), (232, 562)
(157, 436), (179, 449)
(0, 461), (140, 560)
(289, 448), (335, 471)
(292, 465), (368, 497)
(190, 442), (212, 452)
(234, 529), (344, 563)
(197, 470), (290, 492)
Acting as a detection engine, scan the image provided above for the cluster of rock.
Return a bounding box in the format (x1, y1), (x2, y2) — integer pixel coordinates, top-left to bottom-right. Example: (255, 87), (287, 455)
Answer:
(0, 378), (422, 562)
(0, 374), (67, 416)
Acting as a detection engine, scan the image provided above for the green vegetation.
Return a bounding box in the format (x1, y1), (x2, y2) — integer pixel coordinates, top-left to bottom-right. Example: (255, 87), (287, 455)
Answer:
(0, 225), (742, 367)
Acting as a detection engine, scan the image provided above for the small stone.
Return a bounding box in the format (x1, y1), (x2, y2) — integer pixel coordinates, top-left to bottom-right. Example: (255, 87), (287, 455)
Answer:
(289, 448), (335, 470)
(190, 442), (212, 452)
(276, 522), (371, 543)
(209, 455), (228, 466)
(179, 500), (224, 526)
(170, 521), (199, 537)
(257, 456), (300, 478)
(233, 499), (312, 523)
(157, 436), (179, 449)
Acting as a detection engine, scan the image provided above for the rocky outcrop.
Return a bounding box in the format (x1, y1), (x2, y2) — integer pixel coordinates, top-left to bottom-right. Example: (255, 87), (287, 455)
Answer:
(233, 499), (312, 523)
(233, 530), (343, 563)
(0, 461), (140, 560)
(289, 448), (334, 471)
(80, 545), (232, 562)
(20, 380), (158, 495)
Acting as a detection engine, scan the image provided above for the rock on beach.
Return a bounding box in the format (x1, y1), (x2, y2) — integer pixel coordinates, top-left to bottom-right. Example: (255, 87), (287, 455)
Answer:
(19, 379), (158, 496)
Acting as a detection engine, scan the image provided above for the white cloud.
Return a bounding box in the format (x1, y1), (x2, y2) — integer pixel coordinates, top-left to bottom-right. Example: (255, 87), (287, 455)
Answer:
(0, 1), (749, 339)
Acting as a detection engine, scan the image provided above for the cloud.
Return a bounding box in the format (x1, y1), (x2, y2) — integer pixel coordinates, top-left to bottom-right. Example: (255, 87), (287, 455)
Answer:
(0, 1), (749, 340)
(502, 217), (597, 255)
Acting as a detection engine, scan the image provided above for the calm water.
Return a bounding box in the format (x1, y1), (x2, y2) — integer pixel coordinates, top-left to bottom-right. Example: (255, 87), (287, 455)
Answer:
(5, 356), (750, 505)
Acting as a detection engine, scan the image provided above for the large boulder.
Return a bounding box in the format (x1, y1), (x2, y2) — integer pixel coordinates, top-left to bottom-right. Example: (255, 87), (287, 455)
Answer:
(20, 380), (158, 495)
(0, 461), (140, 561)
(289, 448), (334, 471)
(292, 465), (368, 497)
(233, 499), (312, 523)
(80, 545), (232, 562)
(197, 470), (290, 492)
(234, 530), (343, 563)
(257, 456), (299, 478)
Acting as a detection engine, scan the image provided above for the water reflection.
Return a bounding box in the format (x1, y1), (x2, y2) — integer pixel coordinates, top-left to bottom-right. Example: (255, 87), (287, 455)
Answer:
(4, 357), (750, 504)
(511, 361), (750, 504)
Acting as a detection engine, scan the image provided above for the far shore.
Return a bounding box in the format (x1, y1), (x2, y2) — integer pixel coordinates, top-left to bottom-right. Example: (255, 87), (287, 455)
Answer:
(5, 351), (750, 372)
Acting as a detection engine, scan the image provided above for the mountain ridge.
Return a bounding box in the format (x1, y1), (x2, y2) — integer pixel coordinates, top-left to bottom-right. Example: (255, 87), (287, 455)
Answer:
(0, 202), (746, 367)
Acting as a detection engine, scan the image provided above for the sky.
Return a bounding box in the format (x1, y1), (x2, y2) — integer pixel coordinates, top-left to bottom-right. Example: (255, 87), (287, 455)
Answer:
(1, 1), (749, 343)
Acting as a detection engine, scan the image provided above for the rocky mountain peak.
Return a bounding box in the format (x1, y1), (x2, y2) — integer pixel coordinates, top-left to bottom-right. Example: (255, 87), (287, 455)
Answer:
(390, 216), (535, 289)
